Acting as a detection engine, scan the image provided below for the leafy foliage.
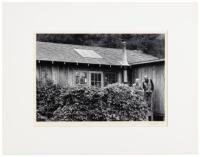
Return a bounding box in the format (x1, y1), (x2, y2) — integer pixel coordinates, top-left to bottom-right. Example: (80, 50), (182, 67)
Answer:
(36, 80), (66, 121)
(51, 84), (151, 121)
(52, 86), (106, 121)
(36, 81), (151, 121)
(37, 34), (165, 58)
(101, 84), (150, 121)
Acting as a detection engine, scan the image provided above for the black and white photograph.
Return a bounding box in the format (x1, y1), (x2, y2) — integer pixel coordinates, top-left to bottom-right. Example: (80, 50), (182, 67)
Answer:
(36, 34), (165, 122)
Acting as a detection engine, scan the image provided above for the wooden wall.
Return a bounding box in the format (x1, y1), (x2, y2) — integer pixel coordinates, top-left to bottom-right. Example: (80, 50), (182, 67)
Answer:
(132, 62), (165, 116)
(36, 62), (124, 87)
(37, 62), (70, 87)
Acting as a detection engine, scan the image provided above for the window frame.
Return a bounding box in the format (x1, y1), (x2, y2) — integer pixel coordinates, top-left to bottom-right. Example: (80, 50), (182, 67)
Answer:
(89, 71), (104, 88)
(74, 70), (89, 86)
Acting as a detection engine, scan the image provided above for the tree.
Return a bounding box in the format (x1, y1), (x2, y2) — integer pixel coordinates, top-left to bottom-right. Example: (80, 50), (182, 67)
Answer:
(37, 34), (165, 58)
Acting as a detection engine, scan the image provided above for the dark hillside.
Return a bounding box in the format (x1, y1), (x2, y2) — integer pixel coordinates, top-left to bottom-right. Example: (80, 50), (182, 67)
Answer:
(37, 34), (165, 58)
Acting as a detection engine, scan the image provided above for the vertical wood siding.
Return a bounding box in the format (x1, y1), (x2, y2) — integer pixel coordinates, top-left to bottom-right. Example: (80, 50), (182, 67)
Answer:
(37, 62), (124, 87)
(59, 65), (67, 86)
(37, 62), (68, 87)
(36, 63), (40, 81)
(132, 63), (165, 115)
(52, 64), (59, 84)
(68, 66), (73, 86)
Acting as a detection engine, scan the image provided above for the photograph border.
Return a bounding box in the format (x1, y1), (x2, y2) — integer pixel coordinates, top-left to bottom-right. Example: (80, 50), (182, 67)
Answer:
(33, 31), (168, 127)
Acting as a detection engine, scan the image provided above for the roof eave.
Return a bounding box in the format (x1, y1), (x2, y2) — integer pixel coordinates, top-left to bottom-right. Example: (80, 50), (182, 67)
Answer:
(130, 59), (165, 65)
(37, 59), (131, 67)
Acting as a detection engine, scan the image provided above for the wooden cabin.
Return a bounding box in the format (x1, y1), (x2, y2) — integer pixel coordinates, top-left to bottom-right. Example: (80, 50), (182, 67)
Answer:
(36, 41), (165, 120)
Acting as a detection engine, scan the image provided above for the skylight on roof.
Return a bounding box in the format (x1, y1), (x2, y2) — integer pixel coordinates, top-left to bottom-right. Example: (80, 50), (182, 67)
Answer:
(74, 49), (102, 58)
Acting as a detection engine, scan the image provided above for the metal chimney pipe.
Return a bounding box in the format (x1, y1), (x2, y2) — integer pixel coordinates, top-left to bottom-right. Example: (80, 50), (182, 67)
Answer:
(121, 41), (129, 83)
(122, 41), (129, 66)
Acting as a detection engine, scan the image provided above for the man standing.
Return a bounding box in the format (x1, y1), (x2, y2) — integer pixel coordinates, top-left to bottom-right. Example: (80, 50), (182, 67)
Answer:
(143, 76), (154, 120)
(142, 76), (154, 120)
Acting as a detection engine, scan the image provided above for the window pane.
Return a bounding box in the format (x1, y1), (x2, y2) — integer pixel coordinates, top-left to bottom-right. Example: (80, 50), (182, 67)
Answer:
(75, 71), (87, 85)
(91, 73), (94, 81)
(95, 74), (97, 81)
(80, 77), (84, 84)
(104, 72), (117, 86)
(98, 74), (101, 81)
(96, 82), (101, 87)
(90, 72), (102, 87)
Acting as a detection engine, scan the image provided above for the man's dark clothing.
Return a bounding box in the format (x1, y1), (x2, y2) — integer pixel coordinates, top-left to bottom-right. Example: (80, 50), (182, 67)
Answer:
(143, 79), (154, 105)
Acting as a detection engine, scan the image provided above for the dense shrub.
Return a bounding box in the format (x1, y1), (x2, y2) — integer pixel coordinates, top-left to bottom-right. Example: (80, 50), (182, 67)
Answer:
(52, 86), (106, 121)
(102, 84), (150, 121)
(51, 84), (151, 121)
(36, 80), (66, 121)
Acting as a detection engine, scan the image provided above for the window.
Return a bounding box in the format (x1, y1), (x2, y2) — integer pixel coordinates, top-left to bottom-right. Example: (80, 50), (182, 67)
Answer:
(104, 72), (117, 86)
(74, 49), (103, 58)
(75, 71), (88, 85)
(90, 72), (102, 88)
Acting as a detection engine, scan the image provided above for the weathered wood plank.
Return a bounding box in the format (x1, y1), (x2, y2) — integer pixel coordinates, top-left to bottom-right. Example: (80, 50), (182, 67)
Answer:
(46, 64), (52, 81)
(52, 64), (59, 84)
(68, 67), (73, 86)
(59, 65), (67, 86)
(36, 63), (40, 81)
(41, 64), (47, 83)
(132, 63), (165, 115)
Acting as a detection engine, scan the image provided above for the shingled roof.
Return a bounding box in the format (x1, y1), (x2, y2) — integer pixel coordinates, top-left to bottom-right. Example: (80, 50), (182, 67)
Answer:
(36, 41), (160, 66)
